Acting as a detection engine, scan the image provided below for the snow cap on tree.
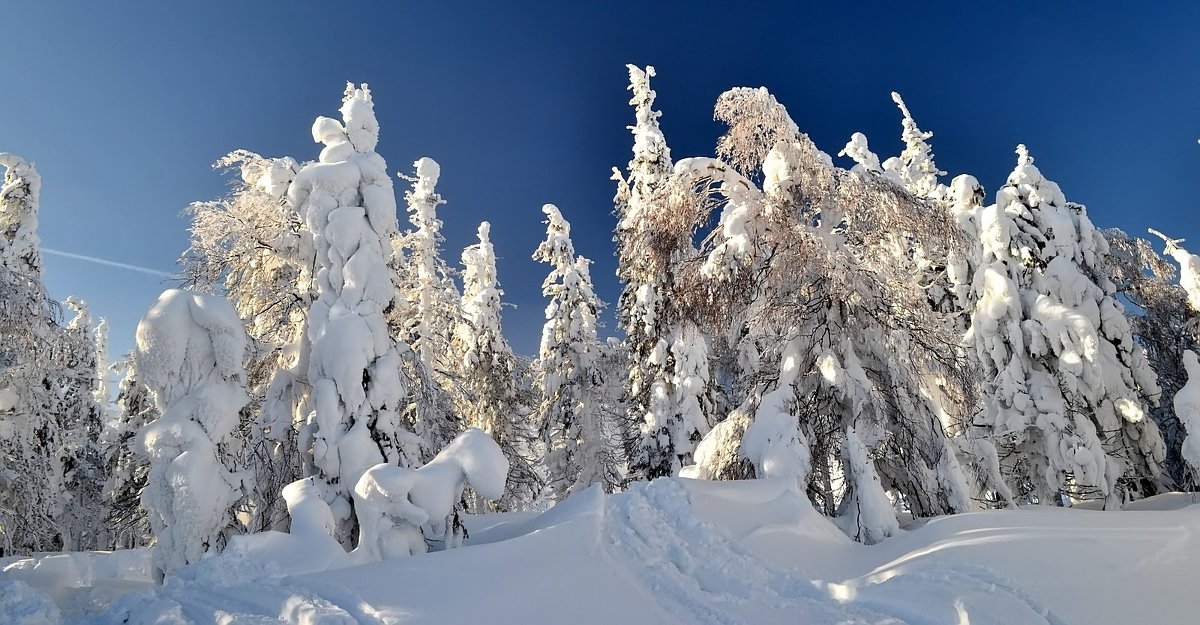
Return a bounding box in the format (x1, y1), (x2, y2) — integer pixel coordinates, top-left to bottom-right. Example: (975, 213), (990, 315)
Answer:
(882, 92), (945, 199)
(616, 64), (672, 230)
(0, 153), (43, 275)
(838, 132), (883, 174)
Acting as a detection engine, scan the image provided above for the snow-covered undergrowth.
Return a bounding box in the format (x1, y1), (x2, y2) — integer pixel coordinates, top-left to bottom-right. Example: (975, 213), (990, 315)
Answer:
(3, 478), (1197, 624)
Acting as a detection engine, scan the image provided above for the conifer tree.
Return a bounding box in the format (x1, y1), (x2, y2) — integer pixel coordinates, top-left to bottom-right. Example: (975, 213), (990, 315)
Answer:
(396, 157), (461, 375)
(288, 84), (424, 542)
(967, 146), (1164, 506)
(392, 157), (461, 457)
(58, 297), (106, 550)
(534, 204), (620, 499)
(613, 65), (712, 480)
(456, 222), (539, 509)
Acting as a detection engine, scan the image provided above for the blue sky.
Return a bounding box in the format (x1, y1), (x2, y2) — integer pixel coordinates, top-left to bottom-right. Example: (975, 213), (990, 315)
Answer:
(3, 2), (1199, 358)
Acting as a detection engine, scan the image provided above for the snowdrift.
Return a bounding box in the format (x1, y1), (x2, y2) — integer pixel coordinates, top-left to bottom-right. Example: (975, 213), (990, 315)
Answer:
(3, 479), (1198, 624)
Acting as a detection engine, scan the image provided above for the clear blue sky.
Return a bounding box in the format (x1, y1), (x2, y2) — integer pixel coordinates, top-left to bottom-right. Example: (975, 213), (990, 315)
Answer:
(3, 2), (1199, 358)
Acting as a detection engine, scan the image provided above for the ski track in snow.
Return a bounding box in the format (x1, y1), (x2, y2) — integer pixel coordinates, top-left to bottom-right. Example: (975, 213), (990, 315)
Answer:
(602, 479), (877, 625)
(601, 480), (1061, 625)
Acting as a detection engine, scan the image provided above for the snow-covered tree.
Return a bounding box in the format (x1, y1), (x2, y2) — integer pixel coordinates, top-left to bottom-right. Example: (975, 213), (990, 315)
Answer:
(0, 153), (43, 275)
(184, 149), (304, 384)
(966, 146), (1164, 506)
(613, 65), (713, 481)
(881, 92), (947, 201)
(839, 92), (946, 201)
(184, 149), (307, 532)
(1173, 351), (1200, 485)
(102, 353), (157, 549)
(58, 297), (107, 551)
(533, 204), (620, 499)
(1107, 229), (1200, 490)
(395, 157), (461, 375)
(841, 102), (1009, 506)
(134, 289), (251, 578)
(1151, 228), (1200, 312)
(391, 157), (461, 458)
(456, 222), (539, 510)
(0, 154), (69, 554)
(677, 87), (972, 538)
(287, 84), (424, 544)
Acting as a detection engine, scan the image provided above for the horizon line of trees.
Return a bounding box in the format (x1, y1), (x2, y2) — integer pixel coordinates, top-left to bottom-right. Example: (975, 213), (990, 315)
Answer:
(4, 66), (1200, 564)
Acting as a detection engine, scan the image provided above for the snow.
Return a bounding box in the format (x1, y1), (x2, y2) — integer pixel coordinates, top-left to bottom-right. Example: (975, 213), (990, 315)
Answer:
(353, 428), (509, 558)
(1174, 350), (1200, 478)
(0, 152), (43, 274)
(739, 337), (811, 486)
(6, 477), (1198, 624)
(133, 289), (249, 577)
(289, 83), (423, 541)
(0, 580), (62, 625)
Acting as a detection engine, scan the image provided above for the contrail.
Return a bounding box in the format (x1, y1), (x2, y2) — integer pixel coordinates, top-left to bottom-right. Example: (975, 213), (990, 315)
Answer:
(41, 247), (178, 279)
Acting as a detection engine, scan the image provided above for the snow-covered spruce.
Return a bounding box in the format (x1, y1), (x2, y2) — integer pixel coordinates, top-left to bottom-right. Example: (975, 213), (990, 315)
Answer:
(390, 156), (461, 460)
(534, 204), (621, 500)
(456, 221), (538, 510)
(396, 157), (460, 376)
(287, 83), (424, 544)
(613, 65), (714, 481)
(58, 297), (107, 551)
(881, 92), (947, 201)
(966, 146), (1164, 506)
(134, 289), (251, 577)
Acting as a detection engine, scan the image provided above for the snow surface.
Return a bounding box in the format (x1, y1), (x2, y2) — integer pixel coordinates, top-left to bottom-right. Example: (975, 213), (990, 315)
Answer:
(4, 478), (1199, 624)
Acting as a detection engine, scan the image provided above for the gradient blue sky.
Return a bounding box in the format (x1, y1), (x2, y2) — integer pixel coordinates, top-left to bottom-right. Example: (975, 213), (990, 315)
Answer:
(4, 2), (1199, 357)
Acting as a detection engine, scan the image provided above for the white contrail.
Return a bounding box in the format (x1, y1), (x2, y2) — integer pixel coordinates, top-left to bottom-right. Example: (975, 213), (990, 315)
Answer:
(41, 247), (178, 279)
